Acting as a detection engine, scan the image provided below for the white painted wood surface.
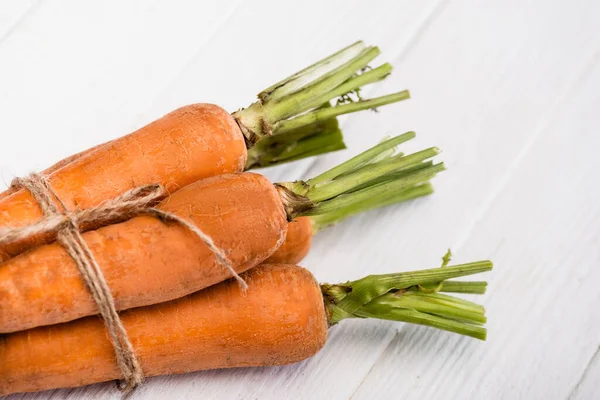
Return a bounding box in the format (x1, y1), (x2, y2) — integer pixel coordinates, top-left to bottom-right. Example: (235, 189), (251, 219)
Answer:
(1, 1), (599, 399)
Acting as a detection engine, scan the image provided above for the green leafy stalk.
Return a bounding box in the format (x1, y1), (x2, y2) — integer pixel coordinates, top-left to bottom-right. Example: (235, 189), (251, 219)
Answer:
(275, 133), (443, 223)
(245, 118), (345, 169)
(438, 280), (488, 294)
(307, 131), (416, 185)
(310, 183), (434, 233)
(268, 46), (381, 121)
(321, 261), (493, 340)
(273, 91), (409, 135)
(307, 147), (439, 202)
(232, 41), (410, 146)
(301, 63), (393, 111)
(259, 41), (368, 103)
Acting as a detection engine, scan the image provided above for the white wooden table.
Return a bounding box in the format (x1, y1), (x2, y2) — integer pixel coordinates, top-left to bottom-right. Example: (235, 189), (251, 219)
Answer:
(1, 1), (599, 399)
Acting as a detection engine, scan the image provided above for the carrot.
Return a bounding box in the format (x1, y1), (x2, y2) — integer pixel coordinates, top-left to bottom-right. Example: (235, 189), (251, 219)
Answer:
(265, 216), (314, 264)
(0, 261), (492, 395)
(0, 41), (410, 260)
(0, 173), (287, 333)
(1, 133), (444, 333)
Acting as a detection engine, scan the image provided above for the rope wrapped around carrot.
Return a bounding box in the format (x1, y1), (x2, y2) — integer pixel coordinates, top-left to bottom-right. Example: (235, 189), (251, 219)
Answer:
(0, 173), (247, 391)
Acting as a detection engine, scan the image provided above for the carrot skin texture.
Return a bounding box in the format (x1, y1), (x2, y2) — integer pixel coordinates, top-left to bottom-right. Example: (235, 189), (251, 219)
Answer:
(0, 104), (247, 261)
(0, 173), (287, 333)
(0, 264), (328, 395)
(264, 216), (313, 264)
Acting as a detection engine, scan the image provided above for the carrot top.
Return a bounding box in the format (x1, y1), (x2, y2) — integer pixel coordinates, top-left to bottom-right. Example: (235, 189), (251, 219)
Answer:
(245, 113), (344, 170)
(276, 132), (444, 230)
(321, 252), (493, 340)
(235, 41), (411, 167)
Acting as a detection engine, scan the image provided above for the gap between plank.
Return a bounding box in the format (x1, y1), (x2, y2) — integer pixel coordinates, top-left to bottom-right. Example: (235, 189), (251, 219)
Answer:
(568, 344), (600, 400)
(390, 0), (449, 66)
(0, 0), (42, 47)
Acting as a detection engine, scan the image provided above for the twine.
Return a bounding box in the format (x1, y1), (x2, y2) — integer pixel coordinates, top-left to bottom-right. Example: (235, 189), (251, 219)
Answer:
(0, 173), (246, 392)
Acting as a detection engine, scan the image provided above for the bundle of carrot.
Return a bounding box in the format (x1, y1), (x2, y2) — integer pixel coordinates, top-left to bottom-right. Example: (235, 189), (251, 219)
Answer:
(1, 133), (443, 333)
(0, 40), (410, 261)
(0, 42), (494, 397)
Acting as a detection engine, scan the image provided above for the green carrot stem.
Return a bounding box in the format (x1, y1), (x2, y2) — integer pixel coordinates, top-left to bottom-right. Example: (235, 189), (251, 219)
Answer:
(358, 182), (434, 210)
(302, 63), (392, 111)
(306, 161), (442, 224)
(438, 281), (488, 294)
(307, 180), (431, 219)
(344, 161), (435, 190)
(356, 304), (487, 340)
(262, 130), (346, 166)
(232, 41), (410, 144)
(368, 291), (487, 326)
(276, 133), (443, 220)
(321, 261), (493, 340)
(306, 164), (443, 215)
(309, 183), (434, 233)
(273, 91), (410, 135)
(308, 132), (416, 186)
(259, 41), (367, 103)
(268, 46), (381, 121)
(267, 62), (393, 119)
(334, 261), (493, 312)
(245, 118), (345, 169)
(307, 146), (439, 202)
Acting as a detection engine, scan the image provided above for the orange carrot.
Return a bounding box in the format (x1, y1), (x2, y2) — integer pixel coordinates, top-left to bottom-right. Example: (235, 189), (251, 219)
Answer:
(264, 216), (314, 264)
(1, 133), (444, 333)
(0, 41), (410, 260)
(0, 261), (492, 395)
(0, 173), (287, 333)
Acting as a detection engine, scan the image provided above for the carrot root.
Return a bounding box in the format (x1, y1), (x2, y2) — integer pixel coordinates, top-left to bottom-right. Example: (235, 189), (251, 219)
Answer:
(0, 264), (328, 395)
(264, 216), (313, 264)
